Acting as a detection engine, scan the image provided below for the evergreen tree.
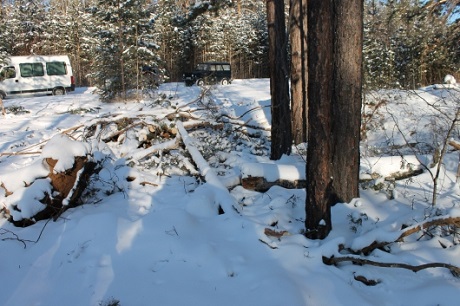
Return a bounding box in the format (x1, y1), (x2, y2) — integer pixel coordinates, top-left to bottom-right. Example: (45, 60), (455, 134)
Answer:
(64, 0), (96, 86)
(2, 1), (47, 55)
(89, 0), (160, 100)
(229, 1), (269, 78)
(0, 2), (8, 63)
(363, 0), (396, 88)
(363, 0), (459, 88)
(155, 0), (187, 81)
(166, 0), (269, 80)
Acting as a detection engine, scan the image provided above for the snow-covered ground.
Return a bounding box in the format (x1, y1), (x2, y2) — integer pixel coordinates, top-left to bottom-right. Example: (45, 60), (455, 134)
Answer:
(0, 79), (460, 306)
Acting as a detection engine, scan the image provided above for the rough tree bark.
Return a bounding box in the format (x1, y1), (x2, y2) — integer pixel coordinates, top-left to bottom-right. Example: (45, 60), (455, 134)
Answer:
(305, 0), (334, 239)
(331, 0), (363, 204)
(267, 0), (292, 160)
(305, 0), (363, 239)
(290, 0), (308, 145)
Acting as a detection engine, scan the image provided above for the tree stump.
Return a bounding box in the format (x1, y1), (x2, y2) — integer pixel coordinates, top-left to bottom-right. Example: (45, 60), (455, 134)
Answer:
(11, 156), (97, 227)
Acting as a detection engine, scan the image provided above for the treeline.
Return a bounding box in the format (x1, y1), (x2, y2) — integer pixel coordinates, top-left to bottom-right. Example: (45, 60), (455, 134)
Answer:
(364, 0), (460, 89)
(0, 0), (458, 96)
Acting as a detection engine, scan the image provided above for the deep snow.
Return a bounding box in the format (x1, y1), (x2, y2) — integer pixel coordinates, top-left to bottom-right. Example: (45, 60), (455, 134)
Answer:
(0, 79), (460, 306)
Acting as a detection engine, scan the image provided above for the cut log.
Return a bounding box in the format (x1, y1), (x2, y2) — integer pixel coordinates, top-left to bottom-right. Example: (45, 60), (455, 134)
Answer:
(46, 157), (87, 201)
(127, 135), (181, 161)
(240, 163), (306, 191)
(449, 140), (460, 151)
(242, 176), (306, 192)
(264, 228), (290, 239)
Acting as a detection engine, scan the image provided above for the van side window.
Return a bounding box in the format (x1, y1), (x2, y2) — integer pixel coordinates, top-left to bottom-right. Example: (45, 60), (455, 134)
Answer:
(20, 63), (45, 77)
(46, 62), (67, 76)
(222, 65), (231, 71)
(1, 67), (16, 79)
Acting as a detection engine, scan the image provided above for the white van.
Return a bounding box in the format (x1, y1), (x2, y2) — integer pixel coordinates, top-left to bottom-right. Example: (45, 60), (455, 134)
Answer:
(0, 55), (75, 99)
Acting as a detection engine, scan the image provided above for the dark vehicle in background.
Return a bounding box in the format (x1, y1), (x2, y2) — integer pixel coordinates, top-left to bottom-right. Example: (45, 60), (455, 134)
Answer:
(183, 62), (232, 86)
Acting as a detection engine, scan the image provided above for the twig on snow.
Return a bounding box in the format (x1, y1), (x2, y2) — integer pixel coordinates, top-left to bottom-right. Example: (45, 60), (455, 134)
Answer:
(0, 218), (51, 249)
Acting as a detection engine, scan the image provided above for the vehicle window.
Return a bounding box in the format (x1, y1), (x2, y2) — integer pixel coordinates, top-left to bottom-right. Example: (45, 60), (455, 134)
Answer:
(223, 65), (231, 71)
(210, 65), (217, 71)
(20, 63), (45, 77)
(46, 62), (67, 75)
(196, 64), (208, 71)
(0, 66), (16, 79)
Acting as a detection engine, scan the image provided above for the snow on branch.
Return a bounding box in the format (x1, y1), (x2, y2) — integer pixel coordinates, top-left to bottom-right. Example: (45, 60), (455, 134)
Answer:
(350, 213), (460, 255)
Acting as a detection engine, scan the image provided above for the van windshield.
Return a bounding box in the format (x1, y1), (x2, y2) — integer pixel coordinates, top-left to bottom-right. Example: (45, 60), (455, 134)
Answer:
(0, 66), (16, 81)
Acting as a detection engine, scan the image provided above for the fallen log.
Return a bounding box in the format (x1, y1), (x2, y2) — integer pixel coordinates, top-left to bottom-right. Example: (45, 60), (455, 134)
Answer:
(323, 255), (460, 278)
(241, 163), (305, 192)
(242, 176), (306, 192)
(127, 134), (181, 161)
(176, 121), (240, 215)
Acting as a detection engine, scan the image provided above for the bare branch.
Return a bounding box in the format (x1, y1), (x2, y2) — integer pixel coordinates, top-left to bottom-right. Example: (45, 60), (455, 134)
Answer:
(323, 255), (460, 277)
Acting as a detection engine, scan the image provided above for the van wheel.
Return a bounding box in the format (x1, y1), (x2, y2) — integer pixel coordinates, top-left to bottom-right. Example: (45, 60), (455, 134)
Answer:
(53, 88), (66, 95)
(196, 79), (205, 86)
(221, 79), (229, 85)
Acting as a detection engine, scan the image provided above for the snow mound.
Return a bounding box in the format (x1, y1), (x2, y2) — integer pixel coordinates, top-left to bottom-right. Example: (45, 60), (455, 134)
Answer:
(41, 134), (91, 173)
(444, 74), (457, 85)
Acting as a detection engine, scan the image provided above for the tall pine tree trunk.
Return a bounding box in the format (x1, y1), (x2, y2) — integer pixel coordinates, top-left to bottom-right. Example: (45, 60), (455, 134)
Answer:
(117, 0), (126, 100)
(331, 0), (363, 204)
(290, 0), (308, 145)
(305, 0), (363, 239)
(305, 0), (334, 239)
(267, 0), (292, 160)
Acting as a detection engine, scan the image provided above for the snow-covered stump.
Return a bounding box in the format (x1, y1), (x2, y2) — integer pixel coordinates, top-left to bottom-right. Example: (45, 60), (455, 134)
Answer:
(4, 135), (96, 227)
(176, 121), (241, 216)
(43, 156), (96, 216)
